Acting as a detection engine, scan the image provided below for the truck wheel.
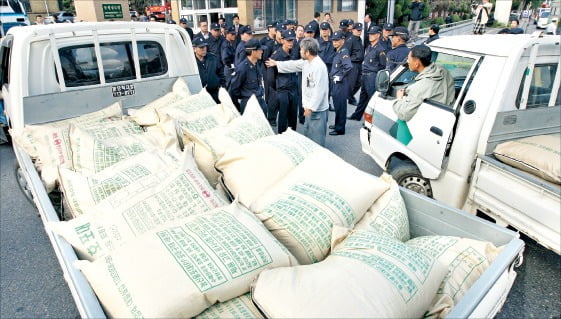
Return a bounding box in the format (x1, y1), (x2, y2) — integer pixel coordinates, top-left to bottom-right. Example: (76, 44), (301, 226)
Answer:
(389, 161), (433, 198)
(15, 162), (34, 204)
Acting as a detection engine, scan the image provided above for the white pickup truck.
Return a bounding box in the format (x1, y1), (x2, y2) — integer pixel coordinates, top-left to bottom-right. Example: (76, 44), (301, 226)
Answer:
(1, 23), (524, 318)
(361, 33), (560, 254)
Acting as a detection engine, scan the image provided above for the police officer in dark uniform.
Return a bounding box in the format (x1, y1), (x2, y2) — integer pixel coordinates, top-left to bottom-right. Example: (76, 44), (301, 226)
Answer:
(329, 31), (353, 136)
(265, 23), (286, 126)
(221, 26), (237, 89)
(179, 17), (194, 40)
(318, 21), (336, 111)
(261, 23), (277, 113)
(349, 25), (387, 120)
(269, 29), (298, 133)
(339, 19), (350, 38)
(318, 22), (336, 70)
(207, 22), (224, 60)
(234, 26), (253, 67)
(386, 26), (410, 72)
(228, 39), (267, 114)
(346, 22), (364, 105)
(380, 23), (393, 51)
(193, 37), (224, 104)
(308, 12), (321, 39)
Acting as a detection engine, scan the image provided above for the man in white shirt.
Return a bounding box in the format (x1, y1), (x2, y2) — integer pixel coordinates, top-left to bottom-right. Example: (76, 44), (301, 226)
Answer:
(266, 38), (329, 146)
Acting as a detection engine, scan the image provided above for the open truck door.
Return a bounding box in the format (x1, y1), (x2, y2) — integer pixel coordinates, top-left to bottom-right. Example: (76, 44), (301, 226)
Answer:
(363, 50), (481, 193)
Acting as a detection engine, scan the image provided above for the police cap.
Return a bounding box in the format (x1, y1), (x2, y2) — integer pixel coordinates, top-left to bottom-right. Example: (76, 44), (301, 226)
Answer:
(368, 25), (382, 34)
(193, 37), (208, 48)
(240, 25), (253, 34)
(391, 26), (409, 36)
(331, 30), (345, 40)
(227, 26), (237, 34)
(244, 38), (266, 50)
(281, 29), (296, 40)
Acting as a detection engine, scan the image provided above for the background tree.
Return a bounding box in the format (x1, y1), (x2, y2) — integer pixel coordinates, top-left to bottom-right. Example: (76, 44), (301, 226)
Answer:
(62, 0), (75, 13)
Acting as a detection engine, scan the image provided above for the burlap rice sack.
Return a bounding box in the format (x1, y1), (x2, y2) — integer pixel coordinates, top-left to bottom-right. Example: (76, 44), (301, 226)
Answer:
(181, 95), (274, 187)
(75, 202), (298, 318)
(354, 173), (410, 242)
(127, 77), (191, 126)
(216, 129), (324, 207)
(251, 229), (447, 318)
(50, 154), (226, 260)
(249, 151), (389, 264)
(494, 134), (560, 184)
(58, 151), (178, 218)
(10, 101), (123, 159)
(195, 293), (263, 319)
(69, 123), (180, 175)
(38, 121), (142, 192)
(407, 236), (503, 319)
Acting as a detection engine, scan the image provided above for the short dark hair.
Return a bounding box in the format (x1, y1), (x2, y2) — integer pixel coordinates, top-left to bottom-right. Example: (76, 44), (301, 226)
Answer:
(365, 13), (372, 20)
(411, 45), (432, 67)
(314, 12), (320, 18)
(233, 14), (239, 19)
(430, 24), (440, 33)
(512, 18), (520, 25)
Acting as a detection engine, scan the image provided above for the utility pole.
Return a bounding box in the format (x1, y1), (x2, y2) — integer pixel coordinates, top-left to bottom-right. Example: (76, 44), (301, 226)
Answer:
(387, 0), (395, 23)
(44, 0), (50, 16)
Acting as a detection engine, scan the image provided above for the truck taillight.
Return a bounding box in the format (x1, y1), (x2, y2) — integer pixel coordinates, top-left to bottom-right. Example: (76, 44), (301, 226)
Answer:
(364, 112), (373, 124)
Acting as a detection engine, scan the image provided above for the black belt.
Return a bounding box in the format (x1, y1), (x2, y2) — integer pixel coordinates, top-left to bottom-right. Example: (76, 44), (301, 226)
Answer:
(362, 72), (377, 76)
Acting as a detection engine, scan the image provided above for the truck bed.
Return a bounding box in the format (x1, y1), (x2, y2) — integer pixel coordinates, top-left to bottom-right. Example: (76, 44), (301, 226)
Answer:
(469, 154), (560, 254)
(15, 136), (524, 317)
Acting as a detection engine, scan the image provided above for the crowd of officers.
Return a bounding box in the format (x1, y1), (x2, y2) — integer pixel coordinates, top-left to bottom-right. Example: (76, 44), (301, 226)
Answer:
(186, 13), (413, 136)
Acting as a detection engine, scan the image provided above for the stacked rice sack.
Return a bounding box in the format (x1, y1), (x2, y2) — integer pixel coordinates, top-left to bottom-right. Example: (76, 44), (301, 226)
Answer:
(211, 127), (505, 318)
(12, 77), (506, 318)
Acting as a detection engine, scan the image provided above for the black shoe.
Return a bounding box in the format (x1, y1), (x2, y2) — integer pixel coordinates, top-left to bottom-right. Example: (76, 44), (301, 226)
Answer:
(329, 130), (345, 136)
(329, 125), (335, 129)
(299, 118), (305, 125)
(269, 122), (277, 127)
(329, 105), (335, 112)
(348, 98), (357, 105)
(347, 116), (360, 121)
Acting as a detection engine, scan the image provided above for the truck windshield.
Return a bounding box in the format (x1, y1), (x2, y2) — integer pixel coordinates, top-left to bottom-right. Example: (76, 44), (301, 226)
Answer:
(57, 41), (168, 88)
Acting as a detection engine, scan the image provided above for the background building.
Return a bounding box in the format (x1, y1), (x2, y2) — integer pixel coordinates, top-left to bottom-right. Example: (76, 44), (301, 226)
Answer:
(172, 0), (361, 34)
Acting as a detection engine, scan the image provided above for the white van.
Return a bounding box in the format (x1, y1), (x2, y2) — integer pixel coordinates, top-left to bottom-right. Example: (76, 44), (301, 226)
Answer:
(0, 0), (30, 37)
(537, 7), (552, 28)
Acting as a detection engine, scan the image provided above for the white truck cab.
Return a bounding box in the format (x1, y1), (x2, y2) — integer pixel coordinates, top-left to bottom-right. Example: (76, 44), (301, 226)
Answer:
(361, 33), (561, 254)
(1, 22), (201, 131)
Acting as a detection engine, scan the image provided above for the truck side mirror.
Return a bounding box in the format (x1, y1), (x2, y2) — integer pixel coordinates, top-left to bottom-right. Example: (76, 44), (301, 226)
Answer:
(376, 70), (390, 95)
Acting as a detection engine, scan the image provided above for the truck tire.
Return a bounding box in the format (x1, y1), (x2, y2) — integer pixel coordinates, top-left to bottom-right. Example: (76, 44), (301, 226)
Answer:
(15, 161), (35, 204)
(389, 161), (433, 197)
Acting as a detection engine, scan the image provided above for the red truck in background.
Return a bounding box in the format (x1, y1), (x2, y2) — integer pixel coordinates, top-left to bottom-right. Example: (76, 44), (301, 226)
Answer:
(146, 1), (170, 22)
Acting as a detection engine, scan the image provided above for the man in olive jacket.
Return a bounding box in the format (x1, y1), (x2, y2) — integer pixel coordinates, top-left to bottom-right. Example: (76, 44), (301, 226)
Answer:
(393, 45), (454, 121)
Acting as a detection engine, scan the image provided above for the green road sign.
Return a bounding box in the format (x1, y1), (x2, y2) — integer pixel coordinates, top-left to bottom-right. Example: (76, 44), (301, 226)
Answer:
(102, 4), (123, 19)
